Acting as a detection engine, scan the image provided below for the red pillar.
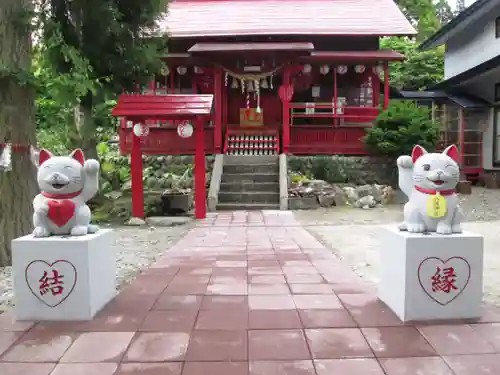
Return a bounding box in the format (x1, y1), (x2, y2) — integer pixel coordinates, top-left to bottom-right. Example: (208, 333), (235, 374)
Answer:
(333, 67), (338, 125)
(383, 63), (390, 110)
(214, 67), (223, 152)
(131, 128), (144, 218)
(194, 117), (207, 219)
(282, 66), (291, 154)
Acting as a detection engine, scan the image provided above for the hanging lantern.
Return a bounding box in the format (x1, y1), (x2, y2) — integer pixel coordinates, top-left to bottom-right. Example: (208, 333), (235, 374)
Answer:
(372, 65), (384, 75)
(302, 64), (312, 74)
(224, 72), (229, 87)
(319, 65), (330, 75)
(337, 65), (348, 75)
(260, 77), (269, 89)
(160, 65), (170, 77)
(231, 77), (239, 89)
(133, 123), (149, 137)
(176, 66), (187, 75)
(194, 66), (203, 74)
(354, 65), (366, 74)
(247, 80), (255, 92)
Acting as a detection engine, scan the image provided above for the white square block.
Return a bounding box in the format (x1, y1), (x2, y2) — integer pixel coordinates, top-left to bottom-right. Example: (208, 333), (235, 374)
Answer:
(378, 227), (483, 322)
(12, 229), (116, 321)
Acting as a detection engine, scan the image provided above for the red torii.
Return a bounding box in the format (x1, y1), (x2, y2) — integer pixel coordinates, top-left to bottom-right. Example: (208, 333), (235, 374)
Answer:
(111, 94), (214, 220)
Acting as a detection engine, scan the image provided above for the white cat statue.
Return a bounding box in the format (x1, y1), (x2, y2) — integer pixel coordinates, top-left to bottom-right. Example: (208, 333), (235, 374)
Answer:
(397, 144), (464, 235)
(32, 149), (100, 237)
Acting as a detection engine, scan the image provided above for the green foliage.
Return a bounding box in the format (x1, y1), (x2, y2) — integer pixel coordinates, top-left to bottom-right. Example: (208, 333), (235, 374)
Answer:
(363, 101), (441, 159)
(395, 0), (441, 40)
(381, 37), (444, 91)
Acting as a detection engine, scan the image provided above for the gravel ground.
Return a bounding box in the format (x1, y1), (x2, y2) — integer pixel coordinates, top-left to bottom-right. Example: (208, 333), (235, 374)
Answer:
(0, 224), (192, 313)
(295, 187), (500, 306)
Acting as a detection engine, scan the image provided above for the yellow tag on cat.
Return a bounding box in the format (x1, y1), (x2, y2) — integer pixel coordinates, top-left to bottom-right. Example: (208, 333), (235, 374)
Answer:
(426, 192), (447, 218)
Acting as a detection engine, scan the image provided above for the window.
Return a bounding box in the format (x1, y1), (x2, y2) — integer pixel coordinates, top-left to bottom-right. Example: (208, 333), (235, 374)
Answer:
(495, 82), (500, 102)
(496, 16), (500, 38)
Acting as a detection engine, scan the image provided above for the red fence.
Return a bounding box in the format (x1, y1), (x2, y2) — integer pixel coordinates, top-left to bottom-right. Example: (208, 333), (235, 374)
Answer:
(119, 126), (215, 155)
(289, 126), (368, 155)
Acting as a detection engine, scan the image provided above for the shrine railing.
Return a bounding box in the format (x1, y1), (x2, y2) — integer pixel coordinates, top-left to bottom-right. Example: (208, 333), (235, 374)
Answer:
(289, 103), (379, 125)
(289, 126), (368, 155)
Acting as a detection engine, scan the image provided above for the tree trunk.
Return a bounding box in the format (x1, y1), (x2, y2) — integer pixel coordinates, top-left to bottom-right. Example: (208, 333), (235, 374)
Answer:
(0, 0), (37, 266)
(77, 99), (98, 160)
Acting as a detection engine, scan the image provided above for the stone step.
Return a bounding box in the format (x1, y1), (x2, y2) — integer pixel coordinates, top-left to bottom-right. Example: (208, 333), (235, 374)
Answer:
(219, 181), (279, 193)
(218, 191), (280, 204)
(221, 173), (279, 183)
(224, 155), (278, 165)
(223, 164), (279, 174)
(216, 202), (280, 211)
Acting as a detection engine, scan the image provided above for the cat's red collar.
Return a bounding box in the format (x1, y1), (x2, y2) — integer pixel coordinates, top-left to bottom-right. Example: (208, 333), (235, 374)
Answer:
(41, 190), (82, 199)
(415, 186), (455, 196)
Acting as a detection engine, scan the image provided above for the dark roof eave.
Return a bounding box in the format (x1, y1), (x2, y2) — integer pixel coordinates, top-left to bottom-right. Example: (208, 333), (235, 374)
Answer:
(419, 0), (494, 51)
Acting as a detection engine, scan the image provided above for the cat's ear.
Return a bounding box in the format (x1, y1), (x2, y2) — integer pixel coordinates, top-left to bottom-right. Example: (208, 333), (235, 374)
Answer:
(443, 144), (460, 164)
(411, 145), (427, 163)
(38, 149), (53, 166)
(70, 149), (85, 165)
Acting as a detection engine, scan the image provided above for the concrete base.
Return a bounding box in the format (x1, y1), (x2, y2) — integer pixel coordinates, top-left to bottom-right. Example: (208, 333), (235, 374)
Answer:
(12, 229), (116, 321)
(378, 227), (483, 322)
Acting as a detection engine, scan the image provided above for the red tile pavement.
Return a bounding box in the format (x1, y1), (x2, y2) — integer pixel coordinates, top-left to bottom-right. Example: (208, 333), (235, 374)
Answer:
(1, 211), (500, 374)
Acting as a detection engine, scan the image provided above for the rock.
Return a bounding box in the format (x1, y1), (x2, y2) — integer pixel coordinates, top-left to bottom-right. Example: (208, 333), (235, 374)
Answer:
(121, 180), (132, 192)
(318, 192), (336, 207)
(356, 184), (373, 198)
(343, 187), (359, 204)
(355, 195), (377, 208)
(146, 216), (192, 227)
(381, 185), (395, 205)
(126, 217), (146, 226)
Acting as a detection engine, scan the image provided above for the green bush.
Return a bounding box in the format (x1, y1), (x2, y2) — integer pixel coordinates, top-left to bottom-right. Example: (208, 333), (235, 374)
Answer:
(363, 101), (441, 159)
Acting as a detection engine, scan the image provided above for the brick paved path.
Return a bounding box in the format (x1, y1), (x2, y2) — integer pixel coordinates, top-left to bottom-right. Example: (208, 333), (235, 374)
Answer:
(1, 211), (500, 375)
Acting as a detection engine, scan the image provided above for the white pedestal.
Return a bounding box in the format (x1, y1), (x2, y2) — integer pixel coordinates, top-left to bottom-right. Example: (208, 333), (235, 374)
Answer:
(378, 227), (483, 322)
(12, 229), (116, 321)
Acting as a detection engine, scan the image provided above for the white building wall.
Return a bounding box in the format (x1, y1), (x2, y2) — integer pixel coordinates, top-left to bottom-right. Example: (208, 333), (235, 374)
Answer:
(444, 3), (500, 79)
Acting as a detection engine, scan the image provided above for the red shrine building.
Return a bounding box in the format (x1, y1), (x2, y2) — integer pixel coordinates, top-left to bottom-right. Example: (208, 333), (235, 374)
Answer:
(112, 0), (416, 218)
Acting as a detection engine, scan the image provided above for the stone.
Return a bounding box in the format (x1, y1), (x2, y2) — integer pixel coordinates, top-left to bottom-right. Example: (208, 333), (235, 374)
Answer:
(12, 229), (116, 321)
(126, 217), (147, 226)
(288, 196), (319, 210)
(343, 187), (359, 203)
(317, 193), (336, 207)
(355, 195), (376, 209)
(378, 227), (483, 322)
(145, 216), (192, 227)
(121, 180), (132, 192)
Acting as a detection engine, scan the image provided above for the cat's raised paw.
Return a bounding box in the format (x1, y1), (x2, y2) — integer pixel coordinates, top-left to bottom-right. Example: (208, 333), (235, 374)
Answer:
(397, 155), (413, 169)
(436, 223), (453, 235)
(406, 223), (426, 233)
(33, 226), (50, 238)
(83, 159), (100, 174)
(70, 225), (89, 236)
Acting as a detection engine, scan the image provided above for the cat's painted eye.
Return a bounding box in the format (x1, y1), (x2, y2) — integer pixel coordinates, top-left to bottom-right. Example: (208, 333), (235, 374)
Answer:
(423, 164), (431, 171)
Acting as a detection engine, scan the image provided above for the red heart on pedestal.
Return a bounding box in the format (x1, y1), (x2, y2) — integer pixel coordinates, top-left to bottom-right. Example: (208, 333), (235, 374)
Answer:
(47, 200), (76, 227)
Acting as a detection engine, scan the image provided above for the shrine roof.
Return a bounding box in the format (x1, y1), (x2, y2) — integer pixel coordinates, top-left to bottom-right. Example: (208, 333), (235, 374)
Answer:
(111, 94), (214, 119)
(306, 50), (405, 62)
(160, 0), (416, 38)
(189, 42), (315, 53)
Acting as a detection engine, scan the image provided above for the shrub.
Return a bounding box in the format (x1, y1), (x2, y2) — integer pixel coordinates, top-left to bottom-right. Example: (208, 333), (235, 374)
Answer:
(363, 101), (441, 159)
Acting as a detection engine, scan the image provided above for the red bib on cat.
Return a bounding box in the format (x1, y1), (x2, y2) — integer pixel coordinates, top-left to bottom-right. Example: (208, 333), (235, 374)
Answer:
(414, 186), (455, 195)
(41, 191), (81, 227)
